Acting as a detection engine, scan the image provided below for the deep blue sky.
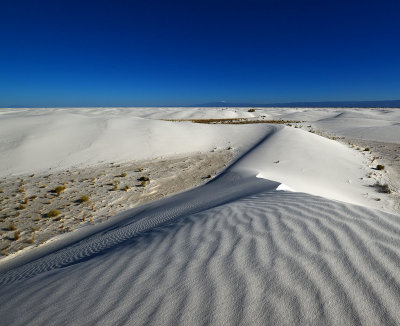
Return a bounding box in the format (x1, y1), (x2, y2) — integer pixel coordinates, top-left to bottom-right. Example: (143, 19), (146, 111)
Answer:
(1, 0), (399, 107)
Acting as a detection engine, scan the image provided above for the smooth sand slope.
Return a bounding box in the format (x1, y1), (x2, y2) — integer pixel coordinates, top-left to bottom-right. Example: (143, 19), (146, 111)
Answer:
(0, 107), (400, 325)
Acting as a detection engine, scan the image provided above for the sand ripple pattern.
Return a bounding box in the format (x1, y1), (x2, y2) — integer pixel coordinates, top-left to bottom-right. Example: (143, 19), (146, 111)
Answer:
(1, 175), (400, 325)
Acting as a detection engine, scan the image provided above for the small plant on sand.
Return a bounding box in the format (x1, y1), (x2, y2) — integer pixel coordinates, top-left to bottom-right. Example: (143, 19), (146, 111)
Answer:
(16, 204), (26, 210)
(374, 182), (391, 194)
(376, 164), (385, 170)
(24, 197), (29, 204)
(248, 108), (255, 112)
(136, 167), (143, 172)
(8, 223), (16, 231)
(79, 195), (89, 203)
(17, 187), (25, 193)
(120, 172), (127, 177)
(54, 186), (65, 196)
(364, 148), (370, 151)
(14, 231), (20, 241)
(46, 209), (61, 218)
(123, 185), (130, 191)
(138, 176), (150, 182)
(140, 181), (147, 187)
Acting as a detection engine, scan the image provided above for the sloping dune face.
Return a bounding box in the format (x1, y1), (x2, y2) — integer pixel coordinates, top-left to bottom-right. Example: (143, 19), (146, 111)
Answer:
(1, 173), (400, 325)
(1, 107), (400, 325)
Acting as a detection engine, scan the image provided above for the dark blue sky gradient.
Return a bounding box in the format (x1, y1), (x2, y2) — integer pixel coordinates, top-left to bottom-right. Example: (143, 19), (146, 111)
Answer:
(1, 0), (399, 106)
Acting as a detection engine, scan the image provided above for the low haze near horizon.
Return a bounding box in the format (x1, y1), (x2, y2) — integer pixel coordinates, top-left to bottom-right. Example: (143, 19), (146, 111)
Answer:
(1, 0), (399, 107)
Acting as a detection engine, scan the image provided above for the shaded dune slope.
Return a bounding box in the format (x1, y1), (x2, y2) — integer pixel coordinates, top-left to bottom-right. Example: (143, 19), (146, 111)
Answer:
(1, 181), (400, 325)
(1, 125), (400, 325)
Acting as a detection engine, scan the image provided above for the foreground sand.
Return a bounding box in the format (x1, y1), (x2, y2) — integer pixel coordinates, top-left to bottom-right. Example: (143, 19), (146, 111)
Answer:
(1, 107), (400, 325)
(1, 167), (400, 325)
(0, 150), (234, 259)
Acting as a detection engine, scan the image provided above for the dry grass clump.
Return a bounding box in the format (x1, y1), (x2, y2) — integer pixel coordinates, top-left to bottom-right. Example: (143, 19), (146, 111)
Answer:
(46, 209), (61, 218)
(375, 183), (391, 194)
(14, 231), (20, 241)
(54, 185), (66, 196)
(79, 195), (89, 203)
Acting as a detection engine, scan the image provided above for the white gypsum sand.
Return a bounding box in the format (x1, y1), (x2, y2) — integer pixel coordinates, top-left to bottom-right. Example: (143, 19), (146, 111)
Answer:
(0, 107), (400, 325)
(0, 150), (236, 258)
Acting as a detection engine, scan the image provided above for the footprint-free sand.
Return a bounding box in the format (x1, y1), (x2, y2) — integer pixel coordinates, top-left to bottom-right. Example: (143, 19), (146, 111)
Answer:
(0, 107), (400, 325)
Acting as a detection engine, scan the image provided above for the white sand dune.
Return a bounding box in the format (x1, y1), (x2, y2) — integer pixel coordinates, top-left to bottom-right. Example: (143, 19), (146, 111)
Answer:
(1, 107), (400, 325)
(0, 108), (267, 176)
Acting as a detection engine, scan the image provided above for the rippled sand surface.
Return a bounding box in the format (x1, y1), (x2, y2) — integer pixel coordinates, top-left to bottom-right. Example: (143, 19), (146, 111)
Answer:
(1, 173), (400, 325)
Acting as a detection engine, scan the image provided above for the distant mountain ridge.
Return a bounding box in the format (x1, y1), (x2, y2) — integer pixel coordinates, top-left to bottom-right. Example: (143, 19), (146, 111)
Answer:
(196, 100), (400, 108)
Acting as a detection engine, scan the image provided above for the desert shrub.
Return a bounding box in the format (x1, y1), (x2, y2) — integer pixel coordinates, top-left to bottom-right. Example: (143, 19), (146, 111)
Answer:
(17, 204), (26, 210)
(17, 187), (25, 193)
(79, 195), (89, 203)
(375, 183), (391, 194)
(138, 176), (150, 182)
(140, 181), (147, 187)
(248, 108), (255, 112)
(376, 164), (385, 170)
(364, 148), (370, 151)
(46, 209), (61, 218)
(55, 186), (65, 196)
(123, 185), (129, 191)
(120, 172), (127, 177)
(14, 231), (20, 241)
(136, 167), (143, 172)
(24, 197), (29, 204)
(8, 223), (16, 231)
